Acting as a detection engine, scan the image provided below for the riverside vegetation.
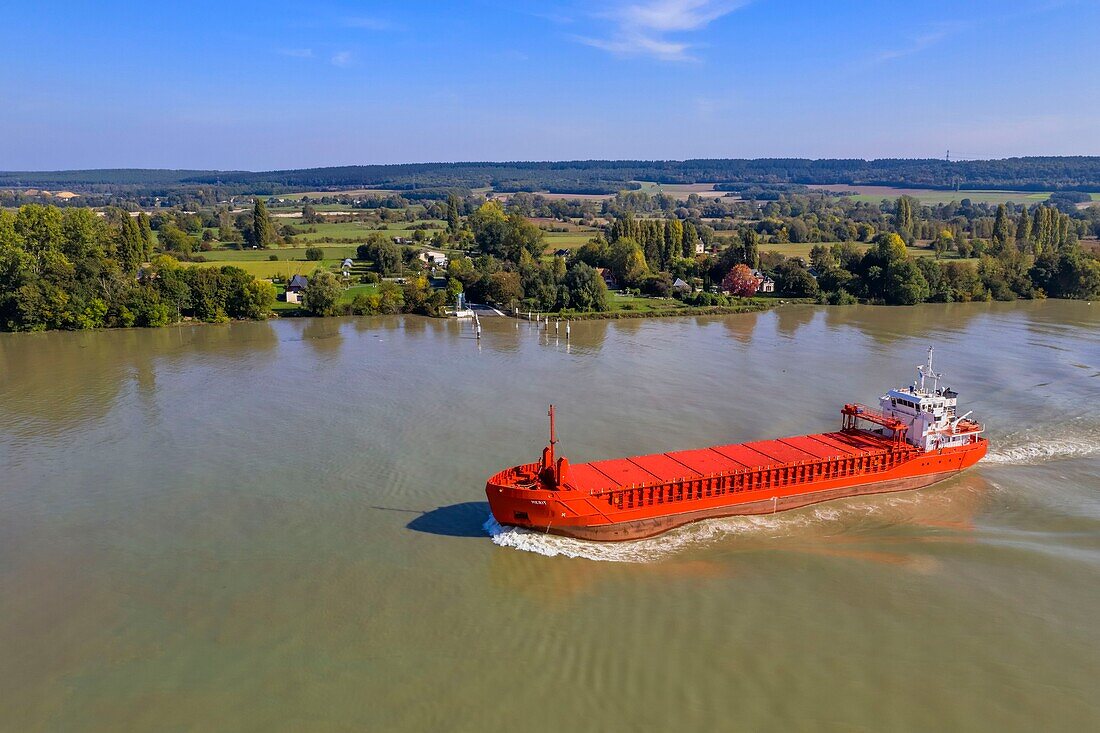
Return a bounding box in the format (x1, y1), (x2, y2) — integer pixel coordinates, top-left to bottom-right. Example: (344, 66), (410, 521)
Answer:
(1, 183), (1098, 331)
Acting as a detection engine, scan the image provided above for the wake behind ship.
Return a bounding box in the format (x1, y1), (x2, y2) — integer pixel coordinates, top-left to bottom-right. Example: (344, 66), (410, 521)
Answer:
(486, 348), (987, 541)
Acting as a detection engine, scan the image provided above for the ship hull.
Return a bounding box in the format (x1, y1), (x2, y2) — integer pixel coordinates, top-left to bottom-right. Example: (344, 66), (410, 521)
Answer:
(486, 431), (987, 542)
(537, 468), (961, 542)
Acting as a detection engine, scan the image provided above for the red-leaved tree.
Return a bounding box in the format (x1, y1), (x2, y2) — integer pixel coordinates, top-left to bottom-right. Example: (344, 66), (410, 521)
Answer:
(721, 263), (761, 296)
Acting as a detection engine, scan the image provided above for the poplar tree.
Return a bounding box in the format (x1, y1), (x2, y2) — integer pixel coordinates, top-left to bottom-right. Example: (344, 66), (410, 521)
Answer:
(446, 194), (461, 235)
(894, 196), (914, 239)
(740, 227), (759, 269)
(992, 204), (1014, 252)
(137, 212), (154, 262)
(249, 198), (276, 249)
(1016, 206), (1032, 246)
(682, 221), (699, 257)
(117, 215), (144, 274)
(664, 219), (683, 267)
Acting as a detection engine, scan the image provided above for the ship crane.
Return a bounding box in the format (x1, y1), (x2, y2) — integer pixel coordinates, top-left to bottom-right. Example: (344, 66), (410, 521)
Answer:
(950, 411), (974, 431)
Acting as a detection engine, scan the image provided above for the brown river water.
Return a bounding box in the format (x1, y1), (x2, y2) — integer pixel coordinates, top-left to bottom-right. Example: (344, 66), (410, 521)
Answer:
(1, 301), (1098, 732)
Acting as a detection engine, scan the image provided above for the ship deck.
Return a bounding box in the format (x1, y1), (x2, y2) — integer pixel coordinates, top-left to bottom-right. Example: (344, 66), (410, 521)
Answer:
(565, 430), (900, 493)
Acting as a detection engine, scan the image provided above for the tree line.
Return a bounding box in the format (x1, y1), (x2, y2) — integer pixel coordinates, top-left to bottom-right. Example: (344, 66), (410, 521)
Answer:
(6, 157), (1100, 204)
(576, 196), (1098, 307)
(0, 204), (275, 331)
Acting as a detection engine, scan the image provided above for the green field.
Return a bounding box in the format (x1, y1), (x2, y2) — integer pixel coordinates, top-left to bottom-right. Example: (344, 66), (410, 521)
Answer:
(200, 245), (359, 261)
(279, 219), (444, 243)
(631, 181), (727, 198)
(190, 242), (362, 278)
(340, 283), (380, 302)
(188, 259), (340, 279)
(607, 293), (687, 313)
(276, 189), (403, 201)
(543, 232), (596, 251)
(761, 241), (979, 264)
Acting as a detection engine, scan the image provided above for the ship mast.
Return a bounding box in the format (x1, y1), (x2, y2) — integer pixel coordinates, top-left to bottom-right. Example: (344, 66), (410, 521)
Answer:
(917, 346), (942, 394)
(547, 404), (557, 464)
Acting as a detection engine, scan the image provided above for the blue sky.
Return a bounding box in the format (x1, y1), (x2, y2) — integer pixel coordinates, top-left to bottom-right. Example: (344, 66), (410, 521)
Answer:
(2, 0), (1098, 170)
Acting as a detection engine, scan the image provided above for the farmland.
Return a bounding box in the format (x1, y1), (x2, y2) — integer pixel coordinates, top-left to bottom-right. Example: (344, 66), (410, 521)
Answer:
(632, 181), (729, 199)
(807, 184), (1088, 206)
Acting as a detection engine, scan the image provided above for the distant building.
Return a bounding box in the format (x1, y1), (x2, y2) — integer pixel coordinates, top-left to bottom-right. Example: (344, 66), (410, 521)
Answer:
(595, 267), (619, 290)
(751, 270), (776, 293)
(695, 240), (706, 255)
(418, 249), (448, 267)
(672, 277), (693, 294)
(553, 248), (570, 258)
(285, 274), (308, 304)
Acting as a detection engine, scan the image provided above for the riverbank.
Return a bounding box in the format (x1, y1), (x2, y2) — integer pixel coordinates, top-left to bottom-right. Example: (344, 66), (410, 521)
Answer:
(269, 294), (814, 321)
(534, 297), (814, 321)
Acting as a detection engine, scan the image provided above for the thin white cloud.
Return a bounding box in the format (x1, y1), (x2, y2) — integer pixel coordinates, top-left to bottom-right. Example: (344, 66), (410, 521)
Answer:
(575, 0), (750, 62)
(278, 48), (314, 59)
(330, 51), (353, 67)
(873, 22), (966, 63)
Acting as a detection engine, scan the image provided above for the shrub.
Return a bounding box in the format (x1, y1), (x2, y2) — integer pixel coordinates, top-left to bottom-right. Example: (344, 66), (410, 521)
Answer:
(305, 246), (324, 261)
(824, 289), (858, 305)
(269, 254), (278, 261)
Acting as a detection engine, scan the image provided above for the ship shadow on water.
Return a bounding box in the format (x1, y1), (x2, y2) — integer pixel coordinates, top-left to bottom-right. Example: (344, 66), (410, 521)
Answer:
(405, 501), (491, 538)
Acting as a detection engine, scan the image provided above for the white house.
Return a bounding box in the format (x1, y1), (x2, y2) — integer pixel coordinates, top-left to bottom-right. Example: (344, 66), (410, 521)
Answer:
(419, 249), (448, 267)
(751, 270), (776, 293)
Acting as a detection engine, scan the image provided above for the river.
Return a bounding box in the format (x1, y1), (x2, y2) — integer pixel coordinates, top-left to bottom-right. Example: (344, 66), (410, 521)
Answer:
(1, 301), (1097, 732)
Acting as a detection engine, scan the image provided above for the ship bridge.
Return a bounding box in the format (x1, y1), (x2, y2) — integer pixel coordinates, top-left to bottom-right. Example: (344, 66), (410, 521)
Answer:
(876, 347), (983, 451)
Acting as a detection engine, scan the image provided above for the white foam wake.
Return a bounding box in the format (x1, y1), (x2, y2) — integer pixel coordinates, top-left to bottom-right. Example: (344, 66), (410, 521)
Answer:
(984, 438), (1099, 465)
(484, 510), (838, 563)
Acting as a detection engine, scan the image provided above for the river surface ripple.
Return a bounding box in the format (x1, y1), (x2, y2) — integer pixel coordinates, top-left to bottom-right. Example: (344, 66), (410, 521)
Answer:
(1, 301), (1097, 732)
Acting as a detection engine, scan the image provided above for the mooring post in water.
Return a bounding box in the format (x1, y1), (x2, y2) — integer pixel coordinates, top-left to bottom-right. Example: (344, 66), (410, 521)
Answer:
(476, 322), (481, 339)
(566, 321), (571, 339)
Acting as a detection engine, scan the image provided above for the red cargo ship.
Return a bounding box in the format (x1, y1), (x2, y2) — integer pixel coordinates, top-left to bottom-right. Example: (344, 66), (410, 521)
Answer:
(487, 348), (987, 541)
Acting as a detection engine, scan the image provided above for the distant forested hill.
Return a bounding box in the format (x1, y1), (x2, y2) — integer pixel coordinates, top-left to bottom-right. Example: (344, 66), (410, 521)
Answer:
(3, 157), (1100, 195)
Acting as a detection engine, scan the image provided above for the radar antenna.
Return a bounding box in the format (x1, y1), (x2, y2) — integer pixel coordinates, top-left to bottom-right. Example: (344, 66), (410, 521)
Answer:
(917, 346), (943, 394)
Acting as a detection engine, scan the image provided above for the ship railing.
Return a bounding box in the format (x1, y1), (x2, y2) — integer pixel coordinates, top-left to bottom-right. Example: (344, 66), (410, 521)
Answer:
(487, 462), (542, 490)
(842, 403), (908, 443)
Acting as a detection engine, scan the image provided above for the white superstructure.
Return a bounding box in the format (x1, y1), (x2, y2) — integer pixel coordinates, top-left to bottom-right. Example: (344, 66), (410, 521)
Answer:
(879, 347), (984, 451)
